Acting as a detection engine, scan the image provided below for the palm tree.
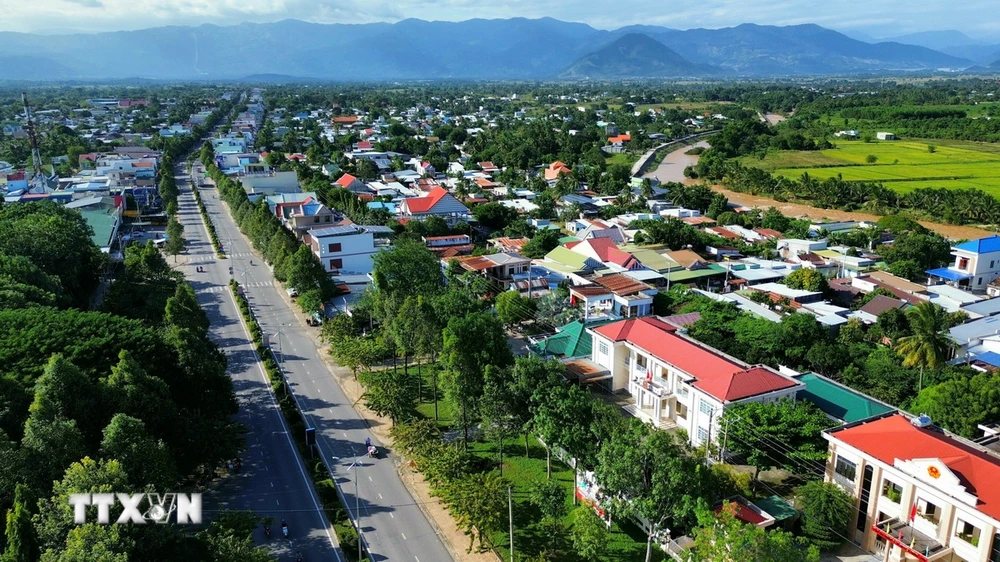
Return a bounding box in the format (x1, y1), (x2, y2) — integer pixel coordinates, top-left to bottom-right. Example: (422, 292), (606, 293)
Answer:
(895, 302), (953, 393)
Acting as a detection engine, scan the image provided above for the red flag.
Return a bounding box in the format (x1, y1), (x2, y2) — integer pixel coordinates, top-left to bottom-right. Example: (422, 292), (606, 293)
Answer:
(909, 504), (918, 522)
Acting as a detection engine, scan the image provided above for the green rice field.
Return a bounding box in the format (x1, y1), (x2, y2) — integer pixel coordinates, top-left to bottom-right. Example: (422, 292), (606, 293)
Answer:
(758, 140), (1000, 197)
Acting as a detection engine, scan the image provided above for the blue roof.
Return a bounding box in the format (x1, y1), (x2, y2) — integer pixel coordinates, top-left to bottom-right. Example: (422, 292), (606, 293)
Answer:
(955, 235), (1000, 254)
(926, 267), (973, 282)
(975, 351), (1000, 367)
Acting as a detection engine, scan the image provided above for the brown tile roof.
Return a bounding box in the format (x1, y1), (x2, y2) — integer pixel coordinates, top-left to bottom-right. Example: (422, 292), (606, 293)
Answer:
(594, 273), (651, 296)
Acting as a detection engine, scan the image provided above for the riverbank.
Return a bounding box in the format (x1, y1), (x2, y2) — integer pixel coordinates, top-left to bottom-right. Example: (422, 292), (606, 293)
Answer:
(643, 140), (710, 184)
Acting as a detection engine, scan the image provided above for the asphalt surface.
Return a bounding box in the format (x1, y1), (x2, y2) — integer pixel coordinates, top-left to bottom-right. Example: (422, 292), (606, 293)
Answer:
(179, 162), (454, 562)
(173, 163), (343, 562)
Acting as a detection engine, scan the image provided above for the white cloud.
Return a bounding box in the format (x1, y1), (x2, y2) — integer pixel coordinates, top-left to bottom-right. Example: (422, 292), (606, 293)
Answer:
(0, 0), (997, 37)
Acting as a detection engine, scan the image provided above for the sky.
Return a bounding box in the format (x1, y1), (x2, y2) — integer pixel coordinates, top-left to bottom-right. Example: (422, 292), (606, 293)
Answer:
(0, 0), (998, 39)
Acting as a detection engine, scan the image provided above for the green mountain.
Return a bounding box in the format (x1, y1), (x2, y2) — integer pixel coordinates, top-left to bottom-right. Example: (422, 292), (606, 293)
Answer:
(561, 33), (715, 78)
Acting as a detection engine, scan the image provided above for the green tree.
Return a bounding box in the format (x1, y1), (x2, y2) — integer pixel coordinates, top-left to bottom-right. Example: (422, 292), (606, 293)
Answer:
(480, 366), (521, 475)
(494, 291), (536, 327)
(472, 202), (518, 231)
(783, 268), (828, 293)
(99, 414), (176, 490)
(164, 217), (185, 263)
(866, 154), (878, 164)
(706, 193), (729, 219)
(570, 506), (608, 562)
(45, 524), (134, 562)
(35, 457), (130, 553)
(521, 228), (561, 259)
(532, 381), (594, 479)
(595, 419), (709, 562)
(910, 372), (1000, 439)
(691, 503), (820, 562)
(719, 399), (833, 482)
(360, 368), (416, 426)
(372, 240), (442, 311)
(795, 480), (853, 551)
(442, 472), (508, 553)
(442, 312), (513, 449)
(895, 301), (953, 393)
(528, 478), (567, 550)
(3, 484), (38, 562)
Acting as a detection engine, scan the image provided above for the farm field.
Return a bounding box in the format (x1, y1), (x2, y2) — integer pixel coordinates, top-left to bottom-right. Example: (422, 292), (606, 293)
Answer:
(758, 140), (1000, 198)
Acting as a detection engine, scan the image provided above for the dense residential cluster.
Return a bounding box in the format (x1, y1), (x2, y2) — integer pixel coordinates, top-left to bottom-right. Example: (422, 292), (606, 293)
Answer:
(4, 79), (1000, 562)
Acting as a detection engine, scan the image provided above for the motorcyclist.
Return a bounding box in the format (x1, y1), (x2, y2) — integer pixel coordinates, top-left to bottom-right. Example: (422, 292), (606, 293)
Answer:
(281, 520), (288, 537)
(263, 523), (271, 538)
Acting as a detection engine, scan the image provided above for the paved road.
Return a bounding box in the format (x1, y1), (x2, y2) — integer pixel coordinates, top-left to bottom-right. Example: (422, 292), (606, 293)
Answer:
(173, 163), (343, 562)
(190, 166), (454, 562)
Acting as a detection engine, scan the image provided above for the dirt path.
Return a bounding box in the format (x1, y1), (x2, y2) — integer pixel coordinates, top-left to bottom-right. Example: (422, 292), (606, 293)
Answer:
(647, 141), (994, 240)
(706, 184), (994, 240)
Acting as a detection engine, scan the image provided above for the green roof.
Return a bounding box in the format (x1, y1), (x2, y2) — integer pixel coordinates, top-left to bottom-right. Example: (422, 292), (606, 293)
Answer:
(535, 319), (613, 358)
(558, 235), (580, 244)
(627, 248), (680, 273)
(754, 496), (799, 522)
(797, 372), (895, 423)
(544, 246), (591, 272)
(664, 263), (727, 282)
(80, 209), (118, 250)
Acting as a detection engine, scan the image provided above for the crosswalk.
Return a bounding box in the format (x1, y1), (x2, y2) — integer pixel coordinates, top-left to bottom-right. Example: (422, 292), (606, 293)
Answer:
(196, 280), (273, 294)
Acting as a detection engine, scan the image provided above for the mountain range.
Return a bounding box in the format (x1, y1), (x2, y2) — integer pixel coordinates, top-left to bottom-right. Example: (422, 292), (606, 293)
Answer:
(0, 18), (986, 81)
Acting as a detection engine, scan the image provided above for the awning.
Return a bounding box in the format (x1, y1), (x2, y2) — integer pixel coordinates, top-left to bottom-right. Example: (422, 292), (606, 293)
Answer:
(926, 267), (973, 282)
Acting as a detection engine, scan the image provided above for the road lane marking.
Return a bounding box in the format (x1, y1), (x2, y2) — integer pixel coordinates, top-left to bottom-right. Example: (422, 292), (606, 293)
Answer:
(401, 533), (406, 540)
(389, 513), (394, 519)
(368, 476), (372, 482)
(377, 494), (382, 500)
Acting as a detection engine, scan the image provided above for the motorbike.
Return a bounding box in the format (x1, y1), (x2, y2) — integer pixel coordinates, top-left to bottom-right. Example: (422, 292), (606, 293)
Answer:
(368, 445), (379, 458)
(281, 522), (289, 539)
(263, 525), (271, 539)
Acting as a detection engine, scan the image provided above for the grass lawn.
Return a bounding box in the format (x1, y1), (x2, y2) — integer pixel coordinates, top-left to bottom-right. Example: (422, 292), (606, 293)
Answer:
(470, 437), (664, 562)
(606, 151), (640, 167)
(414, 372), (660, 561)
(413, 363), (458, 430)
(747, 140), (1000, 198)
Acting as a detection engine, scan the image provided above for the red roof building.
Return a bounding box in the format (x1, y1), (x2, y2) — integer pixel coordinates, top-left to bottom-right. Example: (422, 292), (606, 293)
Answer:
(399, 186), (470, 222)
(588, 317), (800, 446)
(544, 161), (572, 181)
(824, 414), (1000, 561)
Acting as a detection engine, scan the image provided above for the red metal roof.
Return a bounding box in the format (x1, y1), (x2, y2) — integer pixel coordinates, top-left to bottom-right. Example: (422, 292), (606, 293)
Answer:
(832, 414), (1000, 520)
(593, 318), (796, 402)
(403, 186), (449, 214)
(335, 173), (358, 188)
(715, 499), (767, 526)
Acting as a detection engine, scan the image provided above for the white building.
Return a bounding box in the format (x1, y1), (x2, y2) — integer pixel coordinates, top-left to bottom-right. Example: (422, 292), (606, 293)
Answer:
(303, 225), (384, 276)
(586, 317), (801, 447)
(824, 413), (1000, 562)
(928, 235), (1000, 293)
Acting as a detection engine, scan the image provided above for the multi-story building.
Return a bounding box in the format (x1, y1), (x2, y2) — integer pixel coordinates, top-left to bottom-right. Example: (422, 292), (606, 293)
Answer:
(824, 413), (1000, 562)
(587, 317), (801, 446)
(303, 224), (388, 276)
(928, 235), (1000, 293)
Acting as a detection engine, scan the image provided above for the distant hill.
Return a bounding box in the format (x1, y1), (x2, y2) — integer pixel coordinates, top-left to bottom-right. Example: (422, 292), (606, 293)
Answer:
(991, 59), (1000, 68)
(880, 30), (982, 51)
(561, 33), (715, 78)
(0, 18), (975, 80)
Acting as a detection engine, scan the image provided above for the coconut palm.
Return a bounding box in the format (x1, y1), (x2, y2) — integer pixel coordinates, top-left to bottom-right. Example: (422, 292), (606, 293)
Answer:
(895, 301), (953, 393)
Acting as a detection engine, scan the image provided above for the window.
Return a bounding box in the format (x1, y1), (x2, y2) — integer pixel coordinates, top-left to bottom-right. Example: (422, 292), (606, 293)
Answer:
(599, 342), (608, 356)
(676, 403), (688, 420)
(917, 498), (941, 524)
(699, 400), (714, 415)
(697, 427), (709, 442)
(328, 242), (342, 253)
(677, 385), (689, 398)
(635, 355), (647, 369)
(990, 531), (1000, 562)
(992, 260), (996, 269)
(314, 217), (320, 223)
(329, 258), (342, 270)
(881, 480), (902, 503)
(955, 519), (982, 547)
(324, 216), (331, 222)
(834, 456), (857, 483)
(980, 278), (984, 286)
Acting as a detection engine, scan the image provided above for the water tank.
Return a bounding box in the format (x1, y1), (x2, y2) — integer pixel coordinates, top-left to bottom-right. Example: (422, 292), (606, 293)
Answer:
(911, 414), (933, 428)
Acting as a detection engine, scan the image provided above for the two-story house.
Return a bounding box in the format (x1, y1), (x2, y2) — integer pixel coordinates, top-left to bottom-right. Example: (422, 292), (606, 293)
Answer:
(824, 413), (1000, 562)
(448, 252), (531, 290)
(303, 224), (383, 276)
(587, 317), (801, 447)
(928, 235), (1000, 293)
(398, 186), (471, 226)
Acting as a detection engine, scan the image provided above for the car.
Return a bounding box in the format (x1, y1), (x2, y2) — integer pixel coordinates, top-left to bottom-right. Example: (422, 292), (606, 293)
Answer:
(286, 287), (299, 298)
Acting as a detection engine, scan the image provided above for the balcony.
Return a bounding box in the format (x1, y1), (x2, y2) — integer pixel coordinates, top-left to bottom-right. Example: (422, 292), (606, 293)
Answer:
(872, 517), (952, 562)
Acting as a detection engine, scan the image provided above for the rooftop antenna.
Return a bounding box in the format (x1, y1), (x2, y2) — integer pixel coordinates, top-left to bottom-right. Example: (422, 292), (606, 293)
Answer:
(21, 92), (50, 193)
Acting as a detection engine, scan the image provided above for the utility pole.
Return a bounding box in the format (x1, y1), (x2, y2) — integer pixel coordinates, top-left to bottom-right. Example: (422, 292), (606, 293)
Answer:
(350, 456), (364, 562)
(508, 486), (514, 562)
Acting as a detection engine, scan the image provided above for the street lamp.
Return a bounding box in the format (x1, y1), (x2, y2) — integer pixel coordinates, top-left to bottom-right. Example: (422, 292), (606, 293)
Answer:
(273, 325), (290, 395)
(348, 456), (365, 562)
